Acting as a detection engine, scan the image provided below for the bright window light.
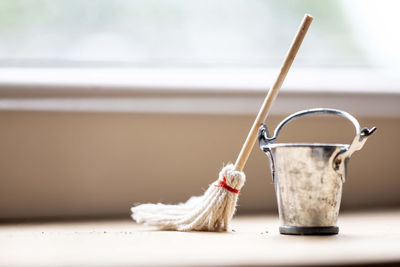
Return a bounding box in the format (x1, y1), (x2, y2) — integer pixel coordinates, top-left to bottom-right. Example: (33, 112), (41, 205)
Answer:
(0, 0), (398, 69)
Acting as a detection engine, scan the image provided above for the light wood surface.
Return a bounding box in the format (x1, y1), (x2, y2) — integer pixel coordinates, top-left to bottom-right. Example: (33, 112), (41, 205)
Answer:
(234, 14), (313, 171)
(1, 210), (400, 266)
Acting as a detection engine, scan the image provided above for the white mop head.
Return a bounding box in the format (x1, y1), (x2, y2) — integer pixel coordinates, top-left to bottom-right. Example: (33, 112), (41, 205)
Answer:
(131, 164), (246, 231)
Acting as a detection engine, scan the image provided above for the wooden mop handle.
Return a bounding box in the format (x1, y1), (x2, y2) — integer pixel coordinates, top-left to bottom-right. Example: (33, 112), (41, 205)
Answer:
(234, 14), (313, 172)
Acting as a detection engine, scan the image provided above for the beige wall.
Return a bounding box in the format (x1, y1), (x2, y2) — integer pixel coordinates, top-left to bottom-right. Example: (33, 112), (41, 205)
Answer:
(0, 111), (398, 220)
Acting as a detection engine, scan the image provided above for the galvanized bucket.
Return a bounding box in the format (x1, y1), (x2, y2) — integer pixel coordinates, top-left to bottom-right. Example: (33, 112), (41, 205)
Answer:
(258, 108), (376, 235)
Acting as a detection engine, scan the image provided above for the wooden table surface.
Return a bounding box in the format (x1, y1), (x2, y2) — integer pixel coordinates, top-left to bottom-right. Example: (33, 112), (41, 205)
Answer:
(1, 210), (400, 266)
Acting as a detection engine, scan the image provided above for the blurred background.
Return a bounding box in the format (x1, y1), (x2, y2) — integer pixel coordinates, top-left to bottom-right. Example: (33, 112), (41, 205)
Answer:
(0, 0), (399, 68)
(0, 0), (399, 220)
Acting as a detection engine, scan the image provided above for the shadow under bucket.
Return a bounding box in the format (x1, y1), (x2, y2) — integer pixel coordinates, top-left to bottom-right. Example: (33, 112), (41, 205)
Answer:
(258, 108), (376, 235)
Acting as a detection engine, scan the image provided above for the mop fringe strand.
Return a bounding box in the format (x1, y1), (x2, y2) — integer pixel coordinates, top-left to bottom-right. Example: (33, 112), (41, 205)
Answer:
(131, 164), (245, 231)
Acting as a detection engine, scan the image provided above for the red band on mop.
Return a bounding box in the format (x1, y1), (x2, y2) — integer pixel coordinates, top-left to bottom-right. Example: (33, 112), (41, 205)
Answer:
(215, 176), (240, 194)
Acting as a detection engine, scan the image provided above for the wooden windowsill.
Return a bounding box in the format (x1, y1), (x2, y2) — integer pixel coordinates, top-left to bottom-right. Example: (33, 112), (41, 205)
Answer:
(1, 210), (400, 266)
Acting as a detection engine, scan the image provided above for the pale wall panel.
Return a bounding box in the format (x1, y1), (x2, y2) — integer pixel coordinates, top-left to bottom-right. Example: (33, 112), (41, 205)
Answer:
(0, 111), (397, 219)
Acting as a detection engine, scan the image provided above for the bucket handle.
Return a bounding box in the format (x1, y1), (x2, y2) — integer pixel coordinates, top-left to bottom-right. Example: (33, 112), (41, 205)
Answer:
(258, 108), (376, 181)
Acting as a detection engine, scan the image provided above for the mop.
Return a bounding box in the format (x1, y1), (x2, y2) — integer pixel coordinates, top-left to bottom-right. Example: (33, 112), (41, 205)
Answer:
(131, 14), (313, 231)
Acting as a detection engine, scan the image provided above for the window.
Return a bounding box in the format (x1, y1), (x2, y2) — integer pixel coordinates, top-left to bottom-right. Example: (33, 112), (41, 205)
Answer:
(0, 0), (399, 117)
(0, 0), (399, 69)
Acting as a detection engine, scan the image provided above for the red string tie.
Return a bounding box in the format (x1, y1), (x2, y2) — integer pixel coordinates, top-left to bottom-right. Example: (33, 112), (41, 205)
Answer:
(215, 176), (240, 194)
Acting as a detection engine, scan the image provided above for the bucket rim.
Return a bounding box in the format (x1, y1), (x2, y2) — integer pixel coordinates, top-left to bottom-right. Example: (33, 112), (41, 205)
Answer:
(266, 143), (349, 149)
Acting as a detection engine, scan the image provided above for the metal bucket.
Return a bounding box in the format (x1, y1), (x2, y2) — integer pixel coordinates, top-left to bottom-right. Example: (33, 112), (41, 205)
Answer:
(258, 108), (376, 235)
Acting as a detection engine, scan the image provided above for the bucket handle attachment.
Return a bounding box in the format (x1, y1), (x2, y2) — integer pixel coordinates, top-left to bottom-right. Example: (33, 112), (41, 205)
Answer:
(258, 108), (376, 181)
